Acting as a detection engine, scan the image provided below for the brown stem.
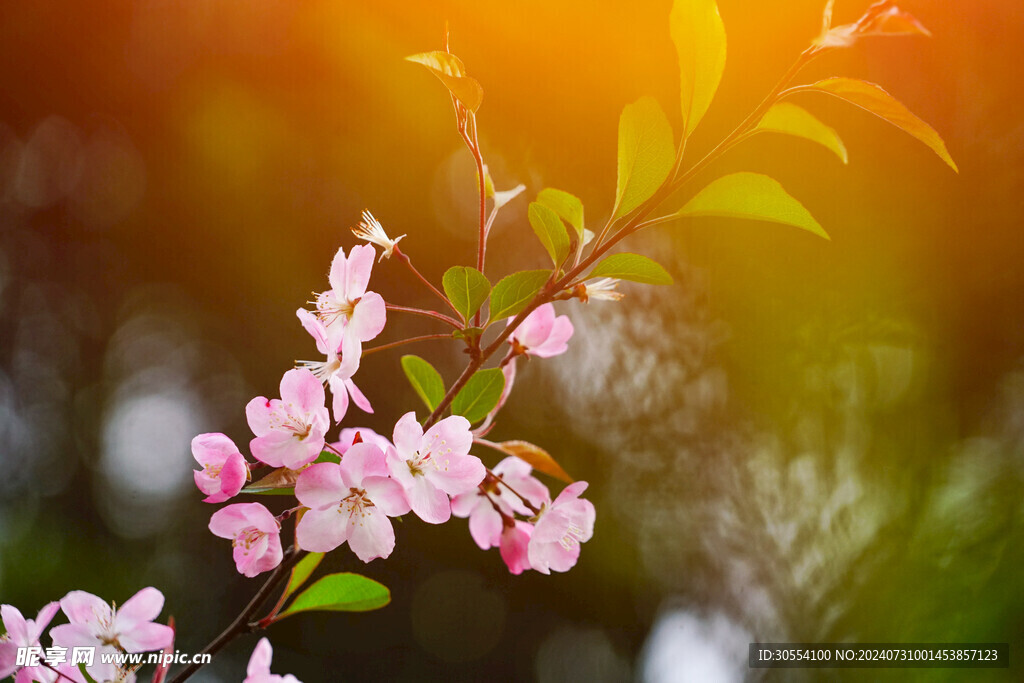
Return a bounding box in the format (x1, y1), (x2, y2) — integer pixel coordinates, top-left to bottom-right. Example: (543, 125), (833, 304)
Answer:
(393, 246), (461, 319)
(166, 546), (307, 683)
(362, 333), (452, 357)
(385, 303), (462, 329)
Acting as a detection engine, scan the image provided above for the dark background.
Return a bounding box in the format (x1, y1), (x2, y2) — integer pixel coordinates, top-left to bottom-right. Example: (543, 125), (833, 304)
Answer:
(1, 1), (1021, 681)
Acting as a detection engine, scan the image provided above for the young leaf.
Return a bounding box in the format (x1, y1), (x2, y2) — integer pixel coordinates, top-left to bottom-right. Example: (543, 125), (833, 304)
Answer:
(528, 202), (571, 266)
(451, 368), (505, 424)
(493, 184), (526, 210)
(405, 51), (483, 112)
(401, 355), (446, 412)
(678, 172), (829, 239)
(442, 266), (491, 322)
(614, 96), (676, 219)
(283, 552), (324, 600)
(490, 440), (573, 484)
(244, 467), (300, 495)
(755, 102), (848, 164)
(671, 0), (727, 137)
(537, 188), (585, 241)
(489, 270), (550, 321)
(279, 572), (391, 617)
(804, 78), (957, 172)
(588, 253), (673, 285)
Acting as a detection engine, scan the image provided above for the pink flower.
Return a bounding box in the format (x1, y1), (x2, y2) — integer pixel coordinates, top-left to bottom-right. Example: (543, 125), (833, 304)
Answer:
(295, 443), (410, 562)
(507, 303), (574, 358)
(386, 412), (485, 524)
(50, 588), (173, 656)
(527, 481), (596, 574)
(209, 503), (283, 577)
(451, 456), (548, 549)
(499, 521), (534, 575)
(297, 308), (372, 423)
(334, 426), (393, 455)
(244, 637), (302, 683)
(246, 368), (330, 469)
(192, 433), (249, 504)
(0, 602), (60, 683)
(315, 244), (387, 350)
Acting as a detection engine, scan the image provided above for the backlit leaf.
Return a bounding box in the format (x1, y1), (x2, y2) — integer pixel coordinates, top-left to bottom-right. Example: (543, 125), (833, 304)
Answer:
(279, 572), (390, 617)
(405, 51), (483, 112)
(452, 368), (505, 424)
(528, 202), (571, 266)
(755, 102), (848, 163)
(589, 253), (673, 285)
(401, 355), (446, 412)
(804, 78), (957, 172)
(489, 270), (550, 321)
(678, 172), (829, 239)
(671, 0), (727, 137)
(442, 266), (491, 322)
(537, 188), (585, 241)
(614, 97), (675, 219)
(492, 440), (573, 484)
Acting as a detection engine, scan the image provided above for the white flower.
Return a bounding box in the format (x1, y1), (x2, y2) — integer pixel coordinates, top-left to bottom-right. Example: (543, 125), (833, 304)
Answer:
(581, 278), (624, 302)
(351, 210), (405, 262)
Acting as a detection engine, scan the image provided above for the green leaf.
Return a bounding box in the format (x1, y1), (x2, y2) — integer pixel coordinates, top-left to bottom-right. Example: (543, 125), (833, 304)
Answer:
(671, 0), (727, 137)
(405, 51), (483, 112)
(442, 266), (491, 322)
(528, 202), (571, 266)
(755, 102), (848, 163)
(489, 270), (550, 321)
(805, 77), (957, 172)
(677, 172), (829, 239)
(284, 552), (324, 599)
(614, 96), (675, 219)
(589, 253), (673, 285)
(313, 450), (341, 464)
(451, 368), (505, 424)
(537, 188), (585, 241)
(401, 355), (446, 412)
(279, 572), (391, 617)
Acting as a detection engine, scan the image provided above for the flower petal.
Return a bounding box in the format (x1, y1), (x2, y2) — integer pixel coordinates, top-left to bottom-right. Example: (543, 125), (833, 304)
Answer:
(115, 587), (164, 631)
(347, 509), (395, 563)
(426, 453), (485, 497)
(363, 477), (410, 517)
(279, 368), (325, 415)
(406, 476), (451, 524)
(468, 504), (503, 550)
(295, 463), (346, 510)
(59, 591), (110, 627)
(391, 411), (422, 459)
(247, 638), (273, 678)
(296, 507), (347, 553)
(344, 378), (373, 414)
(339, 443), (387, 487)
(348, 292), (386, 343)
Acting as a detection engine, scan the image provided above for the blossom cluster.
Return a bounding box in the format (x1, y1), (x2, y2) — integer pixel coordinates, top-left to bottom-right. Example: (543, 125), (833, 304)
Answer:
(1, 590), (299, 683)
(193, 217), (596, 578)
(1, 587), (171, 683)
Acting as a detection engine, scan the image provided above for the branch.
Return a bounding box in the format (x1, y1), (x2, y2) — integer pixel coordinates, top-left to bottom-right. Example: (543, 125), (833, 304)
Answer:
(166, 546), (307, 683)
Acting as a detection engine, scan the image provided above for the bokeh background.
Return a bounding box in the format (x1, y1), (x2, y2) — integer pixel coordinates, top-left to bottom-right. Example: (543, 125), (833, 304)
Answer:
(1, 0), (1021, 681)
